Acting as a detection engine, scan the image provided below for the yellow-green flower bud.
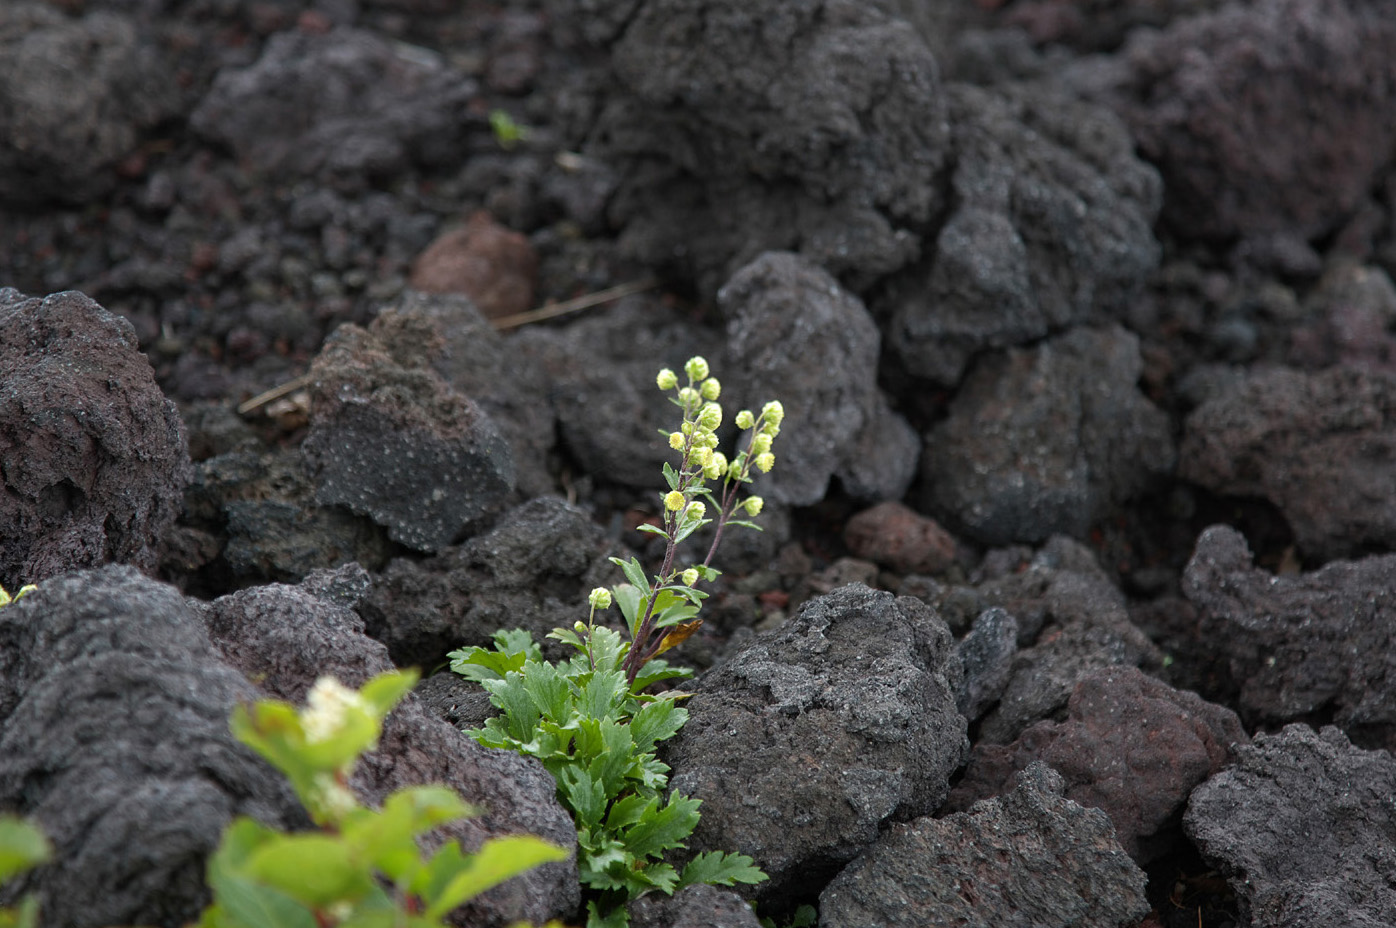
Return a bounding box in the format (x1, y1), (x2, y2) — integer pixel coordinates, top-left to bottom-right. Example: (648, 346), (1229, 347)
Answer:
(589, 587), (612, 610)
(681, 568), (700, 586)
(700, 377), (721, 401)
(703, 451), (728, 480)
(656, 368), (678, 390)
(755, 452), (775, 473)
(664, 490), (687, 511)
(669, 431), (686, 451)
(744, 496), (764, 517)
(685, 356), (710, 381)
(575, 620), (589, 633)
(690, 446), (713, 469)
(735, 409), (755, 430)
(698, 402), (722, 430)
(678, 386), (700, 411)
(762, 400), (785, 426)
(752, 433), (773, 454)
(685, 501), (707, 521)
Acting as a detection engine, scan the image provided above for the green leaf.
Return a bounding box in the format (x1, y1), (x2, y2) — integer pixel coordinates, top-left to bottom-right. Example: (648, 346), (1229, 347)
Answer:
(621, 792), (701, 860)
(610, 558), (653, 597)
(521, 660), (574, 725)
(628, 698), (686, 755)
(546, 626), (586, 650)
(602, 794), (651, 831)
(480, 673), (542, 743)
(243, 834), (368, 907)
(672, 517), (712, 545)
(630, 659), (694, 693)
(661, 462), (680, 491)
(578, 669), (628, 723)
(204, 820), (318, 928)
(724, 520), (764, 532)
(677, 850), (768, 889)
(583, 626), (629, 675)
(559, 765), (608, 828)
(358, 669), (419, 720)
(421, 836), (568, 920)
(586, 898), (632, 928)
(636, 523), (670, 539)
(450, 629), (539, 683)
(612, 584), (645, 638)
(0, 817), (51, 883)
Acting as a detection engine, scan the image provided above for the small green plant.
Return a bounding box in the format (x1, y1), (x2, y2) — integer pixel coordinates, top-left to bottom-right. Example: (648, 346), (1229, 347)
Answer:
(450, 357), (782, 926)
(0, 816), (51, 928)
(489, 109), (531, 150)
(198, 670), (567, 928)
(0, 584), (36, 609)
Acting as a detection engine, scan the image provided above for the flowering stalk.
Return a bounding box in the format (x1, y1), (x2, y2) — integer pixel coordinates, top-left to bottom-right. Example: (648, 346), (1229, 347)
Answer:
(610, 357), (782, 686)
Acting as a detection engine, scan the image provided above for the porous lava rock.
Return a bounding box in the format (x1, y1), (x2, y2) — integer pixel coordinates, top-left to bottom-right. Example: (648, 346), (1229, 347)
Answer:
(203, 565), (579, 927)
(720, 253), (918, 505)
(884, 83), (1161, 385)
(661, 584), (968, 911)
(0, 3), (182, 205)
(629, 884), (763, 928)
(947, 666), (1248, 862)
(360, 497), (623, 670)
(1090, 0), (1396, 244)
(584, 0), (950, 294)
(819, 763), (1149, 928)
(844, 501), (957, 576)
(951, 606), (1018, 723)
(303, 309), (515, 553)
(922, 325), (1174, 547)
(408, 211), (539, 320)
(1179, 366), (1396, 561)
(0, 289), (189, 588)
(1183, 524), (1396, 746)
(1184, 724), (1396, 928)
(0, 566), (301, 928)
(190, 26), (478, 185)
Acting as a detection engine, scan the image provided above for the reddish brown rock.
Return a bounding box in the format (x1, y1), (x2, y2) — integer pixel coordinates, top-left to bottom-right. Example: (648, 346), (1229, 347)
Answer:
(408, 210), (537, 320)
(843, 501), (957, 575)
(945, 665), (1248, 861)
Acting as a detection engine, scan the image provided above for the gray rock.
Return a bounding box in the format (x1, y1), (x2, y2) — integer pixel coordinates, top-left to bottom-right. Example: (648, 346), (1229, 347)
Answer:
(1184, 724), (1396, 928)
(0, 566), (301, 927)
(662, 584), (968, 910)
(1179, 366), (1396, 560)
(720, 253), (918, 505)
(630, 884), (763, 928)
(0, 4), (182, 205)
(583, 0), (949, 295)
(948, 666), (1248, 862)
(952, 607), (1019, 723)
(1183, 524), (1396, 746)
(190, 26), (477, 185)
(0, 289), (189, 587)
(923, 325), (1175, 546)
(360, 497), (623, 669)
(820, 763), (1149, 928)
(203, 565), (579, 927)
(303, 311), (515, 553)
(885, 84), (1161, 385)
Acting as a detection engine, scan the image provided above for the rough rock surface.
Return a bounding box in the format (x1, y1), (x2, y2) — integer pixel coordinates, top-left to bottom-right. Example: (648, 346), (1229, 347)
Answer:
(629, 884), (763, 928)
(0, 289), (189, 587)
(923, 325), (1174, 547)
(1179, 366), (1396, 560)
(720, 253), (918, 505)
(844, 501), (957, 576)
(408, 211), (538, 320)
(820, 763), (1150, 928)
(1089, 0), (1396, 244)
(951, 606), (1018, 724)
(0, 3), (182, 205)
(190, 26), (478, 185)
(0, 567), (301, 928)
(203, 565), (579, 927)
(1183, 524), (1396, 746)
(303, 308), (515, 552)
(885, 83), (1161, 385)
(947, 666), (1248, 862)
(1184, 724), (1396, 928)
(662, 584), (968, 910)
(360, 497), (623, 669)
(587, 0), (949, 294)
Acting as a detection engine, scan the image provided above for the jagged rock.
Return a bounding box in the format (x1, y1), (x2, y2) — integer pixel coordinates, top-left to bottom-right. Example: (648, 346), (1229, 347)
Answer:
(1179, 366), (1396, 561)
(1183, 524), (1396, 747)
(952, 607), (1018, 723)
(885, 84), (1161, 385)
(947, 666), (1248, 862)
(360, 497), (623, 669)
(0, 289), (189, 587)
(1184, 724), (1396, 928)
(923, 325), (1174, 546)
(629, 884), (763, 928)
(303, 310), (515, 553)
(661, 584), (968, 911)
(720, 253), (919, 505)
(820, 763), (1149, 928)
